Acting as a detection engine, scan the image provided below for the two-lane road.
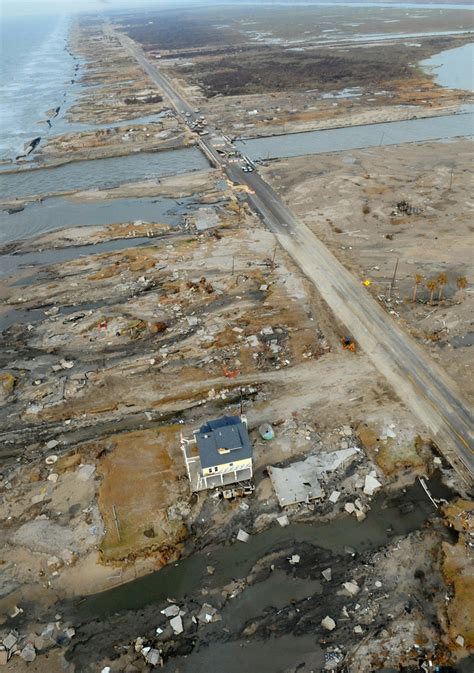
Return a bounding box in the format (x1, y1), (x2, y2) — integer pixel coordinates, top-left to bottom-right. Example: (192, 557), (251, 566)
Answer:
(113, 28), (474, 487)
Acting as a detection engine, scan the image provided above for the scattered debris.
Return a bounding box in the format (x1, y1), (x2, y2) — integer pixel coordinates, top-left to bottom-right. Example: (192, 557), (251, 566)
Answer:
(259, 422), (274, 440)
(236, 529), (250, 543)
(144, 648), (162, 666)
(363, 472), (382, 496)
(20, 644), (36, 662)
(169, 615), (184, 635)
(2, 634), (17, 650)
(343, 580), (360, 596)
(196, 603), (220, 623)
(277, 514), (289, 527)
(321, 616), (336, 631)
(161, 604), (180, 618)
(268, 448), (357, 507)
(322, 568), (332, 582)
(341, 336), (357, 352)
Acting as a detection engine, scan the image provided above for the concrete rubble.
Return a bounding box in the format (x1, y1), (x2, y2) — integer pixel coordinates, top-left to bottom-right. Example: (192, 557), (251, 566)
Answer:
(321, 616), (336, 631)
(237, 529), (250, 543)
(160, 604), (180, 618)
(196, 603), (220, 623)
(169, 615), (184, 635)
(322, 568), (332, 582)
(269, 448), (359, 506)
(363, 472), (383, 496)
(342, 580), (360, 596)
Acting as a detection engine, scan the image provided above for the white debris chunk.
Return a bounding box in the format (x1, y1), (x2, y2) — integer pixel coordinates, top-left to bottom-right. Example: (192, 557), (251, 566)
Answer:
(20, 644), (36, 662)
(46, 439), (59, 450)
(289, 554), (300, 565)
(363, 473), (382, 496)
(329, 490), (341, 503)
(237, 529), (250, 543)
(344, 502), (356, 514)
(196, 603), (219, 623)
(145, 648), (162, 666)
(455, 635), (465, 647)
(3, 633), (17, 650)
(343, 581), (360, 596)
(354, 625), (364, 634)
(277, 515), (289, 527)
(161, 604), (180, 617)
(170, 615), (184, 635)
(322, 568), (332, 582)
(321, 616), (336, 631)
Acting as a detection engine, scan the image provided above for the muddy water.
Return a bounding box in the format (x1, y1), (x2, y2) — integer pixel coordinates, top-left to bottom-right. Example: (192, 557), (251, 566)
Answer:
(0, 235), (156, 280)
(79, 476), (449, 619)
(236, 107), (474, 160)
(0, 147), (208, 199)
(0, 194), (194, 245)
(0, 299), (108, 332)
(69, 476), (451, 673)
(163, 634), (325, 673)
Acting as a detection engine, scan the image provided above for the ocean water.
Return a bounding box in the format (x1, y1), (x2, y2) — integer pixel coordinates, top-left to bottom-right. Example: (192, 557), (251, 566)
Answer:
(0, 14), (77, 162)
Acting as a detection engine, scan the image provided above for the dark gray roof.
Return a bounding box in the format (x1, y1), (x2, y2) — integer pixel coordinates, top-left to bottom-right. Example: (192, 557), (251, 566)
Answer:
(195, 416), (252, 469)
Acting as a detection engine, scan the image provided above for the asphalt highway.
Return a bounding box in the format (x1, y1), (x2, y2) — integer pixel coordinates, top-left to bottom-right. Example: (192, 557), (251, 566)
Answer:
(115, 29), (473, 487)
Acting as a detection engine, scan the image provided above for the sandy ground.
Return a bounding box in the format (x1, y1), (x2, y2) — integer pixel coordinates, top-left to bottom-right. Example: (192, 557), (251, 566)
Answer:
(261, 140), (473, 402)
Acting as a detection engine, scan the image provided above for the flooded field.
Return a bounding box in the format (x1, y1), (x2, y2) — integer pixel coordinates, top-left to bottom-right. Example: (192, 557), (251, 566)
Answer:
(237, 107), (473, 160)
(0, 147), (208, 199)
(421, 42), (474, 92)
(0, 194), (193, 245)
(0, 235), (155, 283)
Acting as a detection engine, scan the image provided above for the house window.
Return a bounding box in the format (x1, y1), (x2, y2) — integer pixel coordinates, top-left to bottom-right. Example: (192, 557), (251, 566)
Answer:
(229, 463), (234, 467)
(214, 466), (218, 472)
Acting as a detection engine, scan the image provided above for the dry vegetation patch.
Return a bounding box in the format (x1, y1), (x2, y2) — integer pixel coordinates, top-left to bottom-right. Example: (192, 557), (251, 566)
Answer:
(97, 427), (187, 563)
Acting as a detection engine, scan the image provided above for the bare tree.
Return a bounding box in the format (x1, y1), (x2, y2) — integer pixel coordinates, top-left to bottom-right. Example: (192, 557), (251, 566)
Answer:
(412, 273), (423, 303)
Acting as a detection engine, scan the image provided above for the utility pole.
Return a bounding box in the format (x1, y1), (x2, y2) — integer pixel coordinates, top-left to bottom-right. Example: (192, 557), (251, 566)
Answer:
(271, 244), (277, 268)
(388, 257), (399, 301)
